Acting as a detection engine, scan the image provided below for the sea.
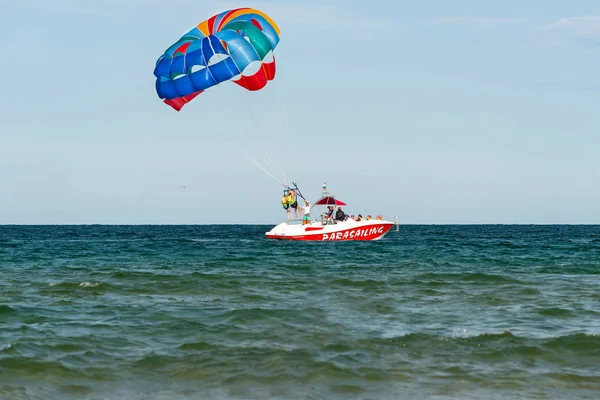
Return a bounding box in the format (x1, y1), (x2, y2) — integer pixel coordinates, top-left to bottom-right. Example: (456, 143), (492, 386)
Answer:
(1, 224), (599, 400)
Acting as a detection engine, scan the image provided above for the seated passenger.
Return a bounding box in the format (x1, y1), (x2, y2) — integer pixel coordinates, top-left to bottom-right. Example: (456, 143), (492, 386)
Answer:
(335, 207), (346, 221)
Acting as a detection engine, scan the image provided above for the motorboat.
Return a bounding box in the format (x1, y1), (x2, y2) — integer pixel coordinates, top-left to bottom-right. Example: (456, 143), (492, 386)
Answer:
(265, 189), (395, 241)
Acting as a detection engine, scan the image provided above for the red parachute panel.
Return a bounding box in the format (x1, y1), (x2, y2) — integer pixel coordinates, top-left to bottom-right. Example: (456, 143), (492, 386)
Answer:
(164, 90), (203, 111)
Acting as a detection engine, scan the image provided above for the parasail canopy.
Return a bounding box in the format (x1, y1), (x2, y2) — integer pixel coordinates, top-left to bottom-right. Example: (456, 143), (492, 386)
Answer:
(153, 8), (281, 111)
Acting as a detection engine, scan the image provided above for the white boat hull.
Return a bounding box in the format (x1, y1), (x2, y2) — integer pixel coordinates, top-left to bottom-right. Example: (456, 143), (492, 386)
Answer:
(265, 219), (394, 241)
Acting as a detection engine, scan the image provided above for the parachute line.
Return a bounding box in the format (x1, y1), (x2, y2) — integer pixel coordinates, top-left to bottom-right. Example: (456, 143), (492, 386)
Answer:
(237, 93), (287, 183)
(224, 133), (284, 185)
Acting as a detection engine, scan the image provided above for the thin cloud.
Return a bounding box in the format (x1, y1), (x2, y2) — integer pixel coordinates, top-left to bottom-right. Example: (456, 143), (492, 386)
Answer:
(538, 81), (600, 95)
(6, 0), (391, 36)
(546, 16), (600, 37)
(2, 0), (175, 18)
(434, 16), (529, 25)
(217, 0), (391, 32)
(7, 0), (391, 34)
(579, 85), (600, 92)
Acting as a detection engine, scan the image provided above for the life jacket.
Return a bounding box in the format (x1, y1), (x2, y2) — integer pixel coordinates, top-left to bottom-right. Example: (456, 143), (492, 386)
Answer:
(281, 196), (288, 205)
(287, 194), (295, 205)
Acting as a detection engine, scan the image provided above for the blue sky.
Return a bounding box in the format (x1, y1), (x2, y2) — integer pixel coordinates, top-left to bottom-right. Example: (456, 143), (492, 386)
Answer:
(0, 0), (599, 224)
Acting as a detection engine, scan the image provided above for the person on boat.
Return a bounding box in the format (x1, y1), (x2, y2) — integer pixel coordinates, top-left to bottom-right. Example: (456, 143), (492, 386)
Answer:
(281, 190), (291, 220)
(335, 207), (347, 222)
(288, 189), (299, 218)
(302, 201), (310, 225)
(324, 206), (334, 223)
(356, 214), (363, 221)
(326, 205), (334, 217)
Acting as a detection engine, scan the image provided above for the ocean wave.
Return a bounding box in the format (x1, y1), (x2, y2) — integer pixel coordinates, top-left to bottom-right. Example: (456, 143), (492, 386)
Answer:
(0, 357), (82, 377)
(217, 307), (308, 326)
(178, 341), (212, 351)
(0, 342), (15, 352)
(329, 278), (388, 290)
(0, 305), (18, 315)
(412, 272), (526, 285)
(538, 307), (576, 318)
(538, 266), (600, 274)
(45, 281), (104, 289)
(79, 282), (101, 288)
(362, 331), (600, 357)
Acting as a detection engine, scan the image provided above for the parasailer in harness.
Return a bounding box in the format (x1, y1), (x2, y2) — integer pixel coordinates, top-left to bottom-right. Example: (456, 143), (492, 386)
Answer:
(280, 183), (305, 220)
(288, 189), (300, 219)
(281, 190), (291, 220)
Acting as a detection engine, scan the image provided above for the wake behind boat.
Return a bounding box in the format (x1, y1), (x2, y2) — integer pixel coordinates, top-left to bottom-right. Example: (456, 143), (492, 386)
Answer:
(265, 184), (395, 241)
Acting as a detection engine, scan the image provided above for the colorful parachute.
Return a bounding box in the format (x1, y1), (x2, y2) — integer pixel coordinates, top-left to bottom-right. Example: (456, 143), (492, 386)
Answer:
(153, 8), (280, 111)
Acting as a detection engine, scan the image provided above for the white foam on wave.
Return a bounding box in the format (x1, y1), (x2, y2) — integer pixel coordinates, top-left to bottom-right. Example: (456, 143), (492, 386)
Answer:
(451, 327), (470, 339)
(0, 342), (14, 351)
(79, 282), (101, 288)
